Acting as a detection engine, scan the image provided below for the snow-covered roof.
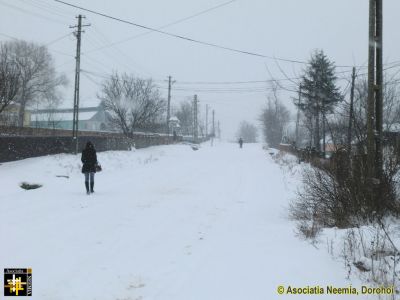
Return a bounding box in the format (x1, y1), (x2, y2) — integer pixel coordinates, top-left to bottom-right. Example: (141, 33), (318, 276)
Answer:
(169, 116), (179, 122)
(385, 123), (400, 133)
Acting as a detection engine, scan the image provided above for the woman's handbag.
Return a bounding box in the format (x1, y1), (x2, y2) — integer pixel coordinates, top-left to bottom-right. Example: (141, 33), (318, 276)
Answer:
(95, 163), (102, 172)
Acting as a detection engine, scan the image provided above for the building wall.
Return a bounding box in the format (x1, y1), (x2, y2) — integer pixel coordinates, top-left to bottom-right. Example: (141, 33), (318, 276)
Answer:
(30, 109), (108, 131)
(0, 126), (181, 163)
(30, 120), (106, 131)
(0, 105), (30, 127)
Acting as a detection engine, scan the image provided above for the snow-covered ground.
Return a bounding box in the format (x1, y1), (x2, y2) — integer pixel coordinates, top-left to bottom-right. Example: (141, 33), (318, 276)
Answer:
(1, 142), (373, 300)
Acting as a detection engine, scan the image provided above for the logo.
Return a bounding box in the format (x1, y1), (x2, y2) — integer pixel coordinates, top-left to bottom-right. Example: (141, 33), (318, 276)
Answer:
(4, 268), (32, 296)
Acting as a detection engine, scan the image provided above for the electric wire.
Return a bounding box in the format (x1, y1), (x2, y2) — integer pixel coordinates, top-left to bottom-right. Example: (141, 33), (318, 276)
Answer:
(53, 0), (364, 68)
(0, 0), (68, 25)
(84, 0), (237, 54)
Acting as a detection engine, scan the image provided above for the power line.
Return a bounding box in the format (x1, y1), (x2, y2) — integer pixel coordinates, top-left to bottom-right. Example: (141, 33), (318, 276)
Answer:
(0, 0), (68, 25)
(84, 0), (237, 54)
(54, 0), (360, 67)
(87, 25), (157, 77)
(27, 0), (77, 17)
(0, 31), (74, 59)
(44, 32), (74, 47)
(81, 64), (400, 95)
(4, 0), (400, 75)
(81, 69), (299, 94)
(0, 31), (72, 46)
(172, 79), (293, 85)
(16, 0), (72, 21)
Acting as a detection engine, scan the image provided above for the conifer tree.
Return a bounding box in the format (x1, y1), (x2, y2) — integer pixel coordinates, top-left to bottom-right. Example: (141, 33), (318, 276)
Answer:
(297, 50), (342, 154)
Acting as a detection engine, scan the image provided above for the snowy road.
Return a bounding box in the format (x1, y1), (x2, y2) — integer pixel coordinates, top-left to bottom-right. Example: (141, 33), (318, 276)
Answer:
(1, 142), (362, 299)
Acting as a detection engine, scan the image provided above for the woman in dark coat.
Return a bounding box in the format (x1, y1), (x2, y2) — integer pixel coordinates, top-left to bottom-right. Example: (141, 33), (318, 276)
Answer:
(81, 141), (98, 194)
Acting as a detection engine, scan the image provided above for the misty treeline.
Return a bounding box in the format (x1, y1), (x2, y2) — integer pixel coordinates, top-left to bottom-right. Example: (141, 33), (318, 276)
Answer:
(260, 84), (290, 147)
(236, 120), (258, 143)
(0, 39), (67, 126)
(174, 99), (207, 137)
(171, 98), (208, 137)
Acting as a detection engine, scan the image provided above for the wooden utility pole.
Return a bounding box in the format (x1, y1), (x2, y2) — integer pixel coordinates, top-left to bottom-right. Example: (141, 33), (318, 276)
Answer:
(205, 104), (209, 137)
(295, 85), (302, 147)
(210, 109), (215, 146)
(375, 0), (383, 179)
(367, 0), (376, 177)
(212, 110), (215, 137)
(347, 67), (356, 154)
(193, 95), (198, 142)
(322, 111), (326, 158)
(166, 76), (174, 135)
(366, 0), (383, 182)
(70, 15), (90, 154)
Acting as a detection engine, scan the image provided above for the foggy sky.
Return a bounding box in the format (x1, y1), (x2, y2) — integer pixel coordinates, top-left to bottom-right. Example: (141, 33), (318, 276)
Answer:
(0, 0), (399, 139)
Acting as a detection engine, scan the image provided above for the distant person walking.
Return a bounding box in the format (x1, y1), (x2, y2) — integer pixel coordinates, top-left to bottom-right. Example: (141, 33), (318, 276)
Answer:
(81, 141), (98, 195)
(239, 137), (243, 148)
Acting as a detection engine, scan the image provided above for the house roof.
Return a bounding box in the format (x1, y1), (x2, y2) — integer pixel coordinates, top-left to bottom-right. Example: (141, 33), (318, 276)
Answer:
(169, 116), (179, 122)
(31, 106), (100, 114)
(385, 123), (400, 133)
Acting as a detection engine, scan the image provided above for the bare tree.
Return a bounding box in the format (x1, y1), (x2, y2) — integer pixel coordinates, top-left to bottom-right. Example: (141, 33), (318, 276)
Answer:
(98, 72), (166, 137)
(382, 78), (400, 131)
(175, 99), (193, 136)
(336, 77), (400, 147)
(6, 40), (67, 126)
(0, 43), (21, 114)
(260, 85), (290, 147)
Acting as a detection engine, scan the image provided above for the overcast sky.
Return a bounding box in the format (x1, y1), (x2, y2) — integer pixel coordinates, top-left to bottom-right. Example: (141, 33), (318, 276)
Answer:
(0, 0), (399, 139)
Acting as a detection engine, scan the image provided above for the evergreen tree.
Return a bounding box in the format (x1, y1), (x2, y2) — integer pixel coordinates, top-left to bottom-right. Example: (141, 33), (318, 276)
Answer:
(298, 50), (342, 154)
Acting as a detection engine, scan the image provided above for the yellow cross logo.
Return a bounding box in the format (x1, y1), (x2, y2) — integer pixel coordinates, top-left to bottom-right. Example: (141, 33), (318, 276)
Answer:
(5, 274), (26, 296)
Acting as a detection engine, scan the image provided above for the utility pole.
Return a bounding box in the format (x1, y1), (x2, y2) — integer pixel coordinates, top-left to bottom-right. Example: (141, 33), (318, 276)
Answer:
(366, 0), (383, 183)
(166, 76), (175, 135)
(70, 15), (90, 154)
(347, 67), (356, 155)
(217, 121), (221, 139)
(212, 110), (215, 137)
(322, 110), (326, 158)
(375, 0), (383, 180)
(193, 95), (198, 142)
(210, 109), (215, 146)
(295, 85), (302, 147)
(366, 0), (383, 211)
(366, 0), (376, 178)
(205, 104), (209, 138)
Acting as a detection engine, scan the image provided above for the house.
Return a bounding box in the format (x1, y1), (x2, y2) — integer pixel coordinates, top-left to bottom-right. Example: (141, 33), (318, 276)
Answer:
(30, 106), (111, 131)
(0, 104), (31, 127)
(383, 123), (400, 150)
(169, 116), (181, 135)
